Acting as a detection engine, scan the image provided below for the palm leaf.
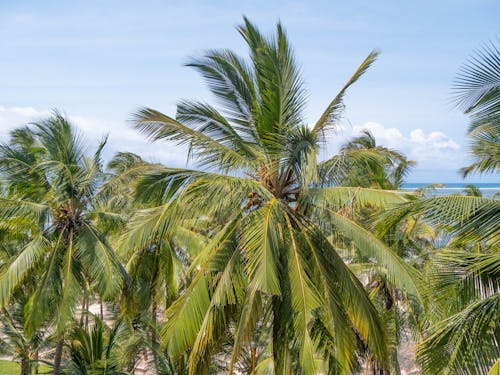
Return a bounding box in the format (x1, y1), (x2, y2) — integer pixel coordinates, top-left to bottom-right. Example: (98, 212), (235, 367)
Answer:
(452, 40), (500, 121)
(313, 50), (379, 137)
(133, 108), (252, 171)
(239, 199), (282, 295)
(325, 209), (424, 302)
(0, 236), (50, 307)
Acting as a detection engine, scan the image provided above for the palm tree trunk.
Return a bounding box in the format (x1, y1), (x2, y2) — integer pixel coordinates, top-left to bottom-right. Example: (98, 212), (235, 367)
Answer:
(100, 296), (104, 319)
(35, 350), (39, 374)
(20, 356), (30, 375)
(53, 338), (64, 375)
(251, 347), (257, 373)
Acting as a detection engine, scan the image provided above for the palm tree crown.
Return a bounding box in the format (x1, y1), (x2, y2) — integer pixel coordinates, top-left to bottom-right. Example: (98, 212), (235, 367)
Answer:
(0, 113), (127, 338)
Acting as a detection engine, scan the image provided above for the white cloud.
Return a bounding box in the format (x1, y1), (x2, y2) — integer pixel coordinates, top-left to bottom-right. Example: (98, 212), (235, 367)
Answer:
(0, 106), (51, 136)
(349, 122), (462, 169)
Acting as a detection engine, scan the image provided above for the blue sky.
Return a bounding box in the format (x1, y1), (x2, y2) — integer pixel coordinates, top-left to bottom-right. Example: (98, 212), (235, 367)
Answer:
(0, 0), (498, 182)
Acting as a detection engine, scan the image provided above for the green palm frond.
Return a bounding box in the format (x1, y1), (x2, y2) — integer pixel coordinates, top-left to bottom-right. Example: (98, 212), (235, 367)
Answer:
(188, 250), (245, 373)
(79, 223), (128, 298)
(452, 40), (500, 121)
(313, 50), (379, 137)
(177, 100), (261, 162)
(185, 49), (257, 132)
(283, 213), (321, 374)
(318, 148), (388, 186)
(461, 122), (500, 176)
(418, 293), (500, 375)
(161, 214), (240, 357)
(55, 228), (81, 333)
(25, 231), (66, 336)
(133, 108), (253, 171)
(0, 198), (48, 225)
(377, 195), (500, 244)
(429, 248), (500, 310)
(238, 17), (307, 137)
(228, 290), (261, 374)
(325, 209), (424, 301)
(0, 236), (50, 307)
(312, 186), (413, 210)
(294, 216), (387, 369)
(239, 199), (282, 295)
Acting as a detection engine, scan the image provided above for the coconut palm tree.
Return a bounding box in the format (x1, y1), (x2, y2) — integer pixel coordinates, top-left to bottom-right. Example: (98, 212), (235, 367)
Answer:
(0, 113), (128, 374)
(124, 18), (421, 374)
(335, 130), (416, 189)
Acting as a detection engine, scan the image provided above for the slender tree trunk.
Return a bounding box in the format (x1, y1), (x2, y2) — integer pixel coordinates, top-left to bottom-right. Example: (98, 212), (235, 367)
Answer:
(35, 350), (39, 374)
(21, 356), (30, 375)
(100, 296), (104, 319)
(53, 338), (64, 375)
(251, 347), (257, 373)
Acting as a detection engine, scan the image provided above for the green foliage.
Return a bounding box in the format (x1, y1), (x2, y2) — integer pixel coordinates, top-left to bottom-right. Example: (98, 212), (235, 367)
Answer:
(65, 317), (134, 375)
(452, 40), (500, 177)
(2, 15), (498, 375)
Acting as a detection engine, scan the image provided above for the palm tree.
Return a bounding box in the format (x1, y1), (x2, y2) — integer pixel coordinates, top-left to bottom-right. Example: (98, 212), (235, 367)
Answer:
(0, 113), (128, 374)
(452, 40), (499, 177)
(125, 18), (421, 374)
(377, 41), (500, 374)
(66, 317), (134, 375)
(100, 152), (201, 373)
(336, 130), (416, 189)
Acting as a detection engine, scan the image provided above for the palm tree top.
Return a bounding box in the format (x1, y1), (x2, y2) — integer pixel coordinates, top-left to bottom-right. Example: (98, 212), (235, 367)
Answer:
(133, 17), (379, 202)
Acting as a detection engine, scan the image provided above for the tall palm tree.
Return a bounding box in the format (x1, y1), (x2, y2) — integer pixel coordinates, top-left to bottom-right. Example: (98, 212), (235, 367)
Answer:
(0, 113), (128, 374)
(125, 18), (421, 374)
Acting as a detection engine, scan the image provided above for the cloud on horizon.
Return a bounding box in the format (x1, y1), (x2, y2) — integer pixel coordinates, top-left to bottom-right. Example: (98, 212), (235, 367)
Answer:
(350, 122), (462, 168)
(1, 105), (465, 179)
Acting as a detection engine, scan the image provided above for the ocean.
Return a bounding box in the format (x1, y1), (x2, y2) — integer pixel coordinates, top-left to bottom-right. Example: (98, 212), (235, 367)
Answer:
(401, 183), (500, 198)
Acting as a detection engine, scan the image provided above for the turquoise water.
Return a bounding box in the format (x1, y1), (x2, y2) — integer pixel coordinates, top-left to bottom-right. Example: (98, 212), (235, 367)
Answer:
(401, 183), (500, 198)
